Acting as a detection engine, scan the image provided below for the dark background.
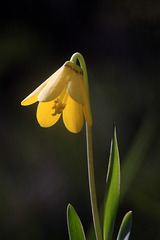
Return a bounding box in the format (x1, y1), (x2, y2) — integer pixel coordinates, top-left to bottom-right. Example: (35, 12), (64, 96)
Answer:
(1, 0), (160, 239)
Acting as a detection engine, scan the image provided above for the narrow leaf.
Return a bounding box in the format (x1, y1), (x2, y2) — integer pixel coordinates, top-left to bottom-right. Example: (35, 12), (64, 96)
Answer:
(117, 211), (132, 240)
(103, 126), (120, 240)
(67, 204), (86, 240)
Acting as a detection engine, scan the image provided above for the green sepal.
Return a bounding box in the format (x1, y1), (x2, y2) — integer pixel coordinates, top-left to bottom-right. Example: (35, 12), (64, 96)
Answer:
(103, 126), (120, 240)
(67, 204), (86, 240)
(117, 211), (132, 240)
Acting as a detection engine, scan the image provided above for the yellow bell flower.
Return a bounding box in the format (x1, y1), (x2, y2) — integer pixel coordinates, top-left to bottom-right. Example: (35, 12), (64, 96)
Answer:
(21, 61), (92, 133)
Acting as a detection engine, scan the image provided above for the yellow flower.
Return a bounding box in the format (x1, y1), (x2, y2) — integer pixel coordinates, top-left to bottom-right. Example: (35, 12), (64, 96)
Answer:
(21, 61), (92, 133)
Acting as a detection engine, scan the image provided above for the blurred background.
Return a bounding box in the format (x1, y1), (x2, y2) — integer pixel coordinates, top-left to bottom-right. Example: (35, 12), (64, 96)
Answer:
(1, 0), (160, 239)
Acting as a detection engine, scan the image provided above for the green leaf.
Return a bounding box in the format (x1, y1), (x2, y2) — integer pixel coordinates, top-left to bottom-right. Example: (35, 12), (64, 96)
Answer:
(103, 126), (120, 240)
(67, 204), (86, 240)
(117, 211), (132, 240)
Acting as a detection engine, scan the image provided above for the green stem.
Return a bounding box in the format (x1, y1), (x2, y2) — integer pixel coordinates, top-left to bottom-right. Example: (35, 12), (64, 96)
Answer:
(71, 52), (102, 240)
(86, 124), (102, 240)
(70, 53), (89, 95)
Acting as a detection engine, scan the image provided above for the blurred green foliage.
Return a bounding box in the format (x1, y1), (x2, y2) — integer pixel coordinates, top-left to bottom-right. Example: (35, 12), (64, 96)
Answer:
(1, 0), (160, 239)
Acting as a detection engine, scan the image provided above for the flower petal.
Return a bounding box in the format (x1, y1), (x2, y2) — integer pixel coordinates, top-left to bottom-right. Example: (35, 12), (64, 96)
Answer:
(21, 67), (62, 106)
(21, 93), (39, 106)
(79, 78), (92, 126)
(65, 62), (84, 105)
(37, 100), (61, 128)
(38, 62), (75, 102)
(63, 94), (84, 133)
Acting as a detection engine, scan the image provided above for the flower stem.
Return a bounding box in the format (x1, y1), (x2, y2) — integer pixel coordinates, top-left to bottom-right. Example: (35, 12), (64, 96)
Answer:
(71, 53), (102, 240)
(70, 53), (89, 95)
(86, 124), (102, 240)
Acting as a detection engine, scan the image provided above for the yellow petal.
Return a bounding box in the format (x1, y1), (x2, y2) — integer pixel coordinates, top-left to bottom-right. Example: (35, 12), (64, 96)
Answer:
(21, 67), (62, 106)
(83, 104), (92, 126)
(63, 94), (84, 133)
(79, 78), (92, 126)
(65, 62), (84, 104)
(21, 93), (39, 106)
(38, 62), (75, 102)
(37, 100), (61, 128)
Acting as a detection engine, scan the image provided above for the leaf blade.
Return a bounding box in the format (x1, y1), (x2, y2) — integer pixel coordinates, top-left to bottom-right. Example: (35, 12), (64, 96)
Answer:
(103, 126), (120, 240)
(67, 204), (86, 240)
(117, 211), (132, 240)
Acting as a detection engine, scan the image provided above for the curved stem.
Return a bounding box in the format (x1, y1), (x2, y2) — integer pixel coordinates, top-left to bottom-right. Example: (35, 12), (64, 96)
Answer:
(70, 53), (89, 96)
(70, 53), (102, 240)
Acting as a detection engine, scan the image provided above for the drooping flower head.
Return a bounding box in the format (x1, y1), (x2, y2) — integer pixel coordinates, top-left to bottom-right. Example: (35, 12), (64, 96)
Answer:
(21, 61), (92, 133)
